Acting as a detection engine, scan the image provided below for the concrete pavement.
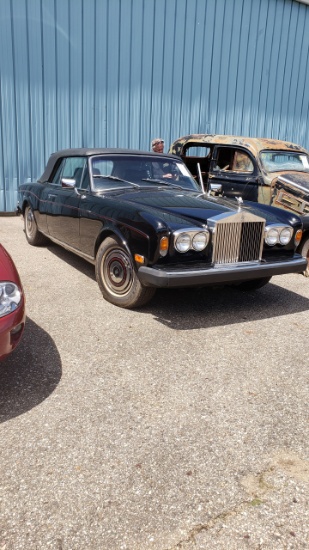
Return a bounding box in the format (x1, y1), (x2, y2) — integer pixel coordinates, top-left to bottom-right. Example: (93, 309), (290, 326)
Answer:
(0, 215), (308, 549)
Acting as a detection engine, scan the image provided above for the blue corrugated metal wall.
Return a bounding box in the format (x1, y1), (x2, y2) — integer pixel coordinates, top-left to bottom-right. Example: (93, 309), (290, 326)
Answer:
(0, 0), (309, 211)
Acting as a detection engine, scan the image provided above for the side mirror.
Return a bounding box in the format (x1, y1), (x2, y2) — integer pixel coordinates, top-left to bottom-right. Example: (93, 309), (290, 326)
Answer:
(209, 183), (222, 195)
(61, 177), (76, 188)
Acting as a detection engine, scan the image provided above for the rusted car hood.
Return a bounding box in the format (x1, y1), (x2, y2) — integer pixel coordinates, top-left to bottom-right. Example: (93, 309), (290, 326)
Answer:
(276, 172), (309, 193)
(271, 172), (309, 215)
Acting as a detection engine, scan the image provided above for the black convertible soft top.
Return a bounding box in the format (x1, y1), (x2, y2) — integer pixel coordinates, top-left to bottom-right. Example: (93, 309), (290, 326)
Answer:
(38, 148), (177, 183)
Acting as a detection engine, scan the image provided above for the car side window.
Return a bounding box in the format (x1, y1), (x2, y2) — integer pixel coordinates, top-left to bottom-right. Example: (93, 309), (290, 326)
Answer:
(50, 157), (87, 186)
(232, 151), (254, 172)
(214, 148), (254, 173)
(180, 145), (212, 181)
(183, 145), (211, 158)
(213, 148), (234, 171)
(62, 157), (86, 184)
(73, 162), (88, 188)
(80, 167), (90, 190)
(51, 159), (65, 185)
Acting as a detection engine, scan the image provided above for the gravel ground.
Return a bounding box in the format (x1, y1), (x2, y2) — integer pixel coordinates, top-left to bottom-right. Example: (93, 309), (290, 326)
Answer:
(0, 215), (308, 550)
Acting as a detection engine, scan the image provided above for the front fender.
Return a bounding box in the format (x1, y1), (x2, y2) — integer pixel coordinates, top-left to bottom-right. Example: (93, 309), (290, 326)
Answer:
(94, 221), (165, 267)
(94, 226), (134, 259)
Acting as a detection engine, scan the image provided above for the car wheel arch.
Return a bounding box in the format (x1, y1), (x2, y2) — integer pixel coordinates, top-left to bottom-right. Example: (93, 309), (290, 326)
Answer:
(94, 228), (130, 259)
(22, 198), (37, 218)
(21, 199), (30, 216)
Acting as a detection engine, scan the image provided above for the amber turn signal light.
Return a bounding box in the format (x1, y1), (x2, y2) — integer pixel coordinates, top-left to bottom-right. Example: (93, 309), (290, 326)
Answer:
(159, 236), (169, 257)
(134, 254), (145, 264)
(295, 229), (302, 247)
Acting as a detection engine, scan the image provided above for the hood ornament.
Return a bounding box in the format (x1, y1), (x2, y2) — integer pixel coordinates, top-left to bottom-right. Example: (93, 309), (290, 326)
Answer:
(235, 196), (243, 210)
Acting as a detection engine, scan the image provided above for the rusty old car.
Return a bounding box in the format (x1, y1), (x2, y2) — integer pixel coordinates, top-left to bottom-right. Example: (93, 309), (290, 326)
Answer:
(169, 134), (309, 274)
(17, 148), (306, 309)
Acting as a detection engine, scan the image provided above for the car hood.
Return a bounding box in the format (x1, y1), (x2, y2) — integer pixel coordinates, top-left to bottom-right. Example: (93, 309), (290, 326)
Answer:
(276, 172), (309, 195)
(112, 188), (300, 228)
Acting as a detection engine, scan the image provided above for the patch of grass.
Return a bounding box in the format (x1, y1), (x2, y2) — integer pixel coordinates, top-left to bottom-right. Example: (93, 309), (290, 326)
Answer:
(250, 498), (264, 506)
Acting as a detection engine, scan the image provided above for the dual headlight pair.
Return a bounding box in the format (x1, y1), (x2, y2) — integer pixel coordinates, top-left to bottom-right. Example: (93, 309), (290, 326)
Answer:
(174, 230), (210, 253)
(264, 226), (293, 246)
(173, 225), (295, 254)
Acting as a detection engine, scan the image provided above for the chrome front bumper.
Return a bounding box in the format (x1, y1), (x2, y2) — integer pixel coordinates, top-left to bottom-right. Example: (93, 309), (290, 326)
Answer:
(138, 255), (307, 288)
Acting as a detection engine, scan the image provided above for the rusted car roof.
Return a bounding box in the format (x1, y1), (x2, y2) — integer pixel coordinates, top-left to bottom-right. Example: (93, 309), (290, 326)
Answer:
(170, 134), (309, 156)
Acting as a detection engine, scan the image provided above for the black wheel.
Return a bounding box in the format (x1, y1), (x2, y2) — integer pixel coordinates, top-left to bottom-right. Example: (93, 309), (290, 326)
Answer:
(95, 237), (156, 308)
(299, 236), (309, 277)
(24, 205), (48, 246)
(234, 276), (272, 291)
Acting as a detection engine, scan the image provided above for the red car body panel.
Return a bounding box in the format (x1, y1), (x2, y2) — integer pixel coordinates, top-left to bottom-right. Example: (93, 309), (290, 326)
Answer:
(0, 244), (25, 360)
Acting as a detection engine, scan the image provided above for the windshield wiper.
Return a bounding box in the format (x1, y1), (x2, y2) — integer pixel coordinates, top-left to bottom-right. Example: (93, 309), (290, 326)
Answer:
(92, 175), (124, 181)
(141, 178), (184, 190)
(92, 175), (140, 188)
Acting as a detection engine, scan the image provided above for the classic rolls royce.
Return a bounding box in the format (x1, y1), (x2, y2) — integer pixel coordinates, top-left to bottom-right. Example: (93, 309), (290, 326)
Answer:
(17, 148), (306, 308)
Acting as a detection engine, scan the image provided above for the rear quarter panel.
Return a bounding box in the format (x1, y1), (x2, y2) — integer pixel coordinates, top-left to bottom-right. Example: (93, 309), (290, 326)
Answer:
(19, 182), (49, 234)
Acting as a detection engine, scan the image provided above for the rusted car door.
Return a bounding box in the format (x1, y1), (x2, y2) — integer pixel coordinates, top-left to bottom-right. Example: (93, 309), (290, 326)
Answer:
(208, 146), (259, 201)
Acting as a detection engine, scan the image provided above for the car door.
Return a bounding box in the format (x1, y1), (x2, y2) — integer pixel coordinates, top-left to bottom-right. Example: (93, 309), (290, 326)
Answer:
(44, 156), (86, 249)
(208, 146), (259, 201)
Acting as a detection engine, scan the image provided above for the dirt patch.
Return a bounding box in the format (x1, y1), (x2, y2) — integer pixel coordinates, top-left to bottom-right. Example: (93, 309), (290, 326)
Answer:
(272, 451), (309, 482)
(241, 450), (309, 498)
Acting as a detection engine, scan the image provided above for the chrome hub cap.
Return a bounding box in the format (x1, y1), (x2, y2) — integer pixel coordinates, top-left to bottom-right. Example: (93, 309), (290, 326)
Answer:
(26, 208), (35, 235)
(103, 249), (133, 295)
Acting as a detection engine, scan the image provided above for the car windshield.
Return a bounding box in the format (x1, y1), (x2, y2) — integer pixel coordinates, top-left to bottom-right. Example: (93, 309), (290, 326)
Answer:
(260, 151), (309, 173)
(90, 155), (199, 191)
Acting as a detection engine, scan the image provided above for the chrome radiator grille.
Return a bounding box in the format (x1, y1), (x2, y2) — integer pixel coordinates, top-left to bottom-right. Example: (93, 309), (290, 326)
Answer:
(210, 212), (265, 265)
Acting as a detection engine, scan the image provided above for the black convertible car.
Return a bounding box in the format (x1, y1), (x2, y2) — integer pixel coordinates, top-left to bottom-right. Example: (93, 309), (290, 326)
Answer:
(18, 148), (306, 308)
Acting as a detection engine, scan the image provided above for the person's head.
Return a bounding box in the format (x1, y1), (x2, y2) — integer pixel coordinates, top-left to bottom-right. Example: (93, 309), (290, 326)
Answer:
(151, 138), (164, 153)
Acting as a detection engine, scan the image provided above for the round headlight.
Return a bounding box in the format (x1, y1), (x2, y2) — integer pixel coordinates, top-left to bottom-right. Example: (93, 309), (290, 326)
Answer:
(279, 227), (293, 245)
(175, 233), (191, 253)
(0, 282), (22, 318)
(265, 227), (279, 246)
(192, 231), (209, 251)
